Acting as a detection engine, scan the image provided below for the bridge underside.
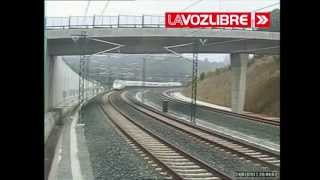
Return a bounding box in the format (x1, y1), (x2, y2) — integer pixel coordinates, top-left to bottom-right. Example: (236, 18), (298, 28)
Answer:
(47, 28), (279, 55)
(46, 28), (280, 114)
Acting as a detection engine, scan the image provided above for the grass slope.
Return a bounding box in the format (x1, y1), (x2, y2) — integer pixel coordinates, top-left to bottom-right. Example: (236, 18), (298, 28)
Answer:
(182, 55), (280, 117)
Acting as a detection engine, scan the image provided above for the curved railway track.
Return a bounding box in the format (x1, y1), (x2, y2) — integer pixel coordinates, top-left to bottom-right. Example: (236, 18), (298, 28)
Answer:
(162, 89), (280, 126)
(101, 91), (232, 180)
(122, 90), (280, 171)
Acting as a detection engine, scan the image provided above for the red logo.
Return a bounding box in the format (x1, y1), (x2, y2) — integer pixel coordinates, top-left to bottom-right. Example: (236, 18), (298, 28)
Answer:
(254, 12), (271, 28)
(165, 12), (251, 28)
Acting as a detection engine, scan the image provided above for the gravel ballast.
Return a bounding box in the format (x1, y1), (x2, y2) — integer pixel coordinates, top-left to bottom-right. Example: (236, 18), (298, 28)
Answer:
(132, 88), (280, 145)
(82, 101), (164, 180)
(112, 93), (278, 179)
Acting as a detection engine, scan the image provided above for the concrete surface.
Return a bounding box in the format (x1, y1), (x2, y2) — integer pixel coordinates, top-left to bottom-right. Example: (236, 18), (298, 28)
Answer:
(47, 106), (94, 180)
(47, 28), (280, 55)
(45, 111), (60, 143)
(167, 90), (279, 121)
(133, 89), (280, 153)
(231, 53), (248, 113)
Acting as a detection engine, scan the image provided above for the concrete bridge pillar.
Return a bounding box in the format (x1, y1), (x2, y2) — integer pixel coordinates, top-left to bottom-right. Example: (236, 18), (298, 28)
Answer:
(45, 29), (49, 112)
(45, 55), (56, 112)
(230, 53), (248, 113)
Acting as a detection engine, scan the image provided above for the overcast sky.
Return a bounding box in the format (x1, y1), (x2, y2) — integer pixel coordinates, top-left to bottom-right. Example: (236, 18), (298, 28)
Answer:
(45, 0), (279, 62)
(45, 0), (280, 17)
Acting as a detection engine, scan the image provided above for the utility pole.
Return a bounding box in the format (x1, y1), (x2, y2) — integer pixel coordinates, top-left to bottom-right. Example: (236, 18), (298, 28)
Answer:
(85, 54), (90, 100)
(78, 31), (88, 123)
(190, 40), (199, 124)
(107, 63), (111, 90)
(71, 32), (124, 122)
(190, 39), (207, 124)
(142, 57), (146, 103)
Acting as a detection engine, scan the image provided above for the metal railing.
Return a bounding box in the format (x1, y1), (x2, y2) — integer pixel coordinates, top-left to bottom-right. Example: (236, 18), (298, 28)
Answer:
(46, 15), (165, 29)
(45, 15), (256, 31)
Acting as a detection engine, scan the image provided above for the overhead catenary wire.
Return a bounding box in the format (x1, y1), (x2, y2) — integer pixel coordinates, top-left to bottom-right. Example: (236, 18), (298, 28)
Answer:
(252, 2), (280, 12)
(82, 0), (91, 25)
(78, 0), (91, 111)
(181, 0), (204, 11)
(163, 43), (193, 62)
(99, 0), (120, 88)
(83, 0), (91, 17)
(101, 0), (111, 16)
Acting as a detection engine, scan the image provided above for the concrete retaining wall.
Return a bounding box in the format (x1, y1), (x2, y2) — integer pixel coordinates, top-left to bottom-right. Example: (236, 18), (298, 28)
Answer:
(44, 111), (60, 143)
(45, 55), (104, 143)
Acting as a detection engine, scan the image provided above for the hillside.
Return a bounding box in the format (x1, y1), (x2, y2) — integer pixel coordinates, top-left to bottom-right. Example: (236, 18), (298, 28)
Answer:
(64, 54), (227, 85)
(182, 55), (280, 117)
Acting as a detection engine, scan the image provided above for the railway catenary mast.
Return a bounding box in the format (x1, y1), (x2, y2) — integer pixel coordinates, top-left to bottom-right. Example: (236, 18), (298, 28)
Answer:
(190, 40), (199, 124)
(78, 31), (88, 123)
(190, 39), (206, 124)
(142, 57), (146, 103)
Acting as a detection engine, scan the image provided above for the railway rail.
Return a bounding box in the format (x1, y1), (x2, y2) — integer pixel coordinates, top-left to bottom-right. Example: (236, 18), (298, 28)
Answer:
(161, 89), (280, 126)
(123, 90), (280, 171)
(101, 91), (232, 180)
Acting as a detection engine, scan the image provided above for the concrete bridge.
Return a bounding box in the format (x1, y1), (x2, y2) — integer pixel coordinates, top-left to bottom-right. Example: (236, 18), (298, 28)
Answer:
(47, 28), (279, 55)
(45, 14), (280, 180)
(45, 16), (280, 132)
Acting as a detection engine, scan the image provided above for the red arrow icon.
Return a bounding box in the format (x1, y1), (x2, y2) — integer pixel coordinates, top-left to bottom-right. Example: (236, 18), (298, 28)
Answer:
(254, 12), (270, 28)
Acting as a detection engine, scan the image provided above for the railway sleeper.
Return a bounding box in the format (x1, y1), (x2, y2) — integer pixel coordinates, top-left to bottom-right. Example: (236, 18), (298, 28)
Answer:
(147, 146), (168, 149)
(180, 172), (214, 178)
(154, 155), (183, 159)
(252, 154), (269, 158)
(267, 159), (280, 163)
(174, 169), (208, 173)
(168, 165), (201, 169)
(159, 158), (189, 162)
(164, 161), (194, 166)
(259, 157), (275, 161)
(184, 177), (221, 180)
(152, 152), (179, 156)
(245, 152), (261, 155)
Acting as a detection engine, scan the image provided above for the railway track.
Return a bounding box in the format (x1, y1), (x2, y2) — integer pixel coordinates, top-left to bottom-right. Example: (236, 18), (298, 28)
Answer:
(123, 90), (280, 171)
(101, 91), (232, 180)
(162, 89), (280, 126)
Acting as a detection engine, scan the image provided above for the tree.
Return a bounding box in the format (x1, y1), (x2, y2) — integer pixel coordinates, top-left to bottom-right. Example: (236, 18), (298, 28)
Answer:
(199, 72), (206, 81)
(215, 68), (221, 75)
(273, 55), (280, 65)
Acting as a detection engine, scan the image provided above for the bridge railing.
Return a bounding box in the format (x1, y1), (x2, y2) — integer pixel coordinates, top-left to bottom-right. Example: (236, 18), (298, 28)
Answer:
(46, 15), (166, 29)
(46, 15), (261, 30)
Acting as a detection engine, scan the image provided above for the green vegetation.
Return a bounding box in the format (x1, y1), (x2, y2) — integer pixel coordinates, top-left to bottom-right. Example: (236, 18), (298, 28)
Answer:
(64, 55), (227, 84)
(182, 55), (280, 117)
(199, 72), (205, 81)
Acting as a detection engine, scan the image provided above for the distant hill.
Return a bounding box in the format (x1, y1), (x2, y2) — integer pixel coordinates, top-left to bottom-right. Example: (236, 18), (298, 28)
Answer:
(182, 55), (280, 117)
(63, 54), (227, 85)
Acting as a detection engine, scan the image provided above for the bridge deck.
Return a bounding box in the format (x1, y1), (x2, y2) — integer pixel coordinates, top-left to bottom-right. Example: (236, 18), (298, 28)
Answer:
(47, 28), (279, 55)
